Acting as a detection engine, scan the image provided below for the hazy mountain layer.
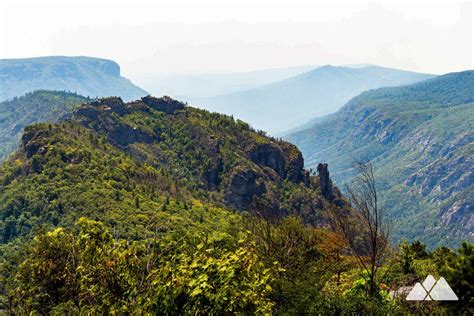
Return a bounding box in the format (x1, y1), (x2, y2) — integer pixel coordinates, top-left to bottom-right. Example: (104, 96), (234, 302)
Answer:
(196, 65), (435, 134)
(286, 71), (474, 248)
(0, 56), (148, 101)
(140, 65), (318, 99)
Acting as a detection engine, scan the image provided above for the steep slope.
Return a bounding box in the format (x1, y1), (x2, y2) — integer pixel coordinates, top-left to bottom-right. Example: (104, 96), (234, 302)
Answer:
(0, 56), (148, 101)
(140, 65), (318, 99)
(286, 71), (474, 248)
(0, 96), (346, 244)
(195, 65), (435, 134)
(0, 91), (90, 162)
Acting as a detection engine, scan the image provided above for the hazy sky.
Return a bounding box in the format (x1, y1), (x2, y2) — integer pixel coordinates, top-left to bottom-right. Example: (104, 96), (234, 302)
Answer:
(0, 0), (472, 84)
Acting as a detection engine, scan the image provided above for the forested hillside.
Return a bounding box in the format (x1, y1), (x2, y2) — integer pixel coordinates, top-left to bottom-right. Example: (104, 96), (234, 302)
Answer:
(0, 96), (471, 314)
(287, 71), (474, 248)
(0, 91), (90, 162)
(0, 56), (147, 101)
(0, 96), (347, 244)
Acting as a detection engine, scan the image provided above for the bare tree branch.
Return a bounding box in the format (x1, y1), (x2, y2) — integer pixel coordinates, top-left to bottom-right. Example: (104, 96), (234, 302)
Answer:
(327, 159), (392, 297)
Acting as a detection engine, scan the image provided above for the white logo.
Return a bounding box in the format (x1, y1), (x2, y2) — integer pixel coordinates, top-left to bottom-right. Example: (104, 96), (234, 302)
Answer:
(406, 275), (458, 301)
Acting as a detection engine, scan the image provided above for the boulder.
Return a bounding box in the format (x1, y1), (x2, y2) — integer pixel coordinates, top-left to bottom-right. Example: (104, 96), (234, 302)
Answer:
(91, 97), (129, 116)
(141, 95), (185, 113)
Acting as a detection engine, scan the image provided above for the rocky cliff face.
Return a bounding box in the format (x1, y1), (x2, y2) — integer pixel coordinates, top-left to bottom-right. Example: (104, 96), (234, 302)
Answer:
(249, 143), (286, 178)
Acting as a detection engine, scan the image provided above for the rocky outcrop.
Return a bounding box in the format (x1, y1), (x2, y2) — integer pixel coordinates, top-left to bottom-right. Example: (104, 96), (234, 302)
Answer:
(74, 97), (155, 147)
(141, 95), (185, 113)
(75, 97), (129, 122)
(247, 142), (306, 184)
(281, 143), (305, 183)
(90, 97), (129, 115)
(317, 163), (334, 200)
(248, 143), (286, 178)
(317, 163), (344, 206)
(203, 158), (224, 191)
(224, 167), (268, 211)
(21, 128), (49, 158)
(74, 106), (101, 121)
(405, 154), (473, 201)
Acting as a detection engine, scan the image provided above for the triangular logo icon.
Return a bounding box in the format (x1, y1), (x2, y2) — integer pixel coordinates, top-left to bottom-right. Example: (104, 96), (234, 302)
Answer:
(422, 275), (436, 292)
(429, 277), (458, 301)
(406, 282), (428, 300)
(406, 275), (458, 301)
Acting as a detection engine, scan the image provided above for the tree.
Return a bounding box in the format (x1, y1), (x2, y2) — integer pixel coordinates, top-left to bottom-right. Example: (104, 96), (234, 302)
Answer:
(328, 160), (391, 297)
(437, 242), (474, 312)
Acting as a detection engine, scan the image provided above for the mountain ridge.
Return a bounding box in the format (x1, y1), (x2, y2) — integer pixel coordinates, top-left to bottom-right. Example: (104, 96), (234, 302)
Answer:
(286, 70), (474, 247)
(141, 64), (319, 100)
(0, 95), (348, 244)
(0, 56), (148, 102)
(195, 65), (435, 133)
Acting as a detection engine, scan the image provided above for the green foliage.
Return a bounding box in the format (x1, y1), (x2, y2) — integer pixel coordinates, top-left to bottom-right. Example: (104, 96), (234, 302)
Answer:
(0, 90), (90, 161)
(3, 217), (473, 314)
(383, 241), (474, 314)
(437, 242), (474, 313)
(9, 218), (273, 314)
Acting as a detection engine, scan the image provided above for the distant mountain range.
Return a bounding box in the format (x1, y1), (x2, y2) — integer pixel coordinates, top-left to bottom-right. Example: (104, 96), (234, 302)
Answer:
(140, 65), (318, 99)
(286, 71), (474, 248)
(193, 65), (435, 134)
(0, 56), (148, 101)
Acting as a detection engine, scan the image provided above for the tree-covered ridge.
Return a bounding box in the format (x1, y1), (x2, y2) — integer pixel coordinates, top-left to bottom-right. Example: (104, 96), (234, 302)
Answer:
(286, 70), (474, 248)
(0, 94), (350, 245)
(5, 119), (290, 244)
(0, 90), (90, 162)
(70, 95), (344, 222)
(0, 96), (352, 314)
(344, 70), (474, 111)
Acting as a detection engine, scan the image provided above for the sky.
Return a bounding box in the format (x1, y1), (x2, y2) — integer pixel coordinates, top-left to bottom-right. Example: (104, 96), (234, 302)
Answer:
(0, 0), (472, 84)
